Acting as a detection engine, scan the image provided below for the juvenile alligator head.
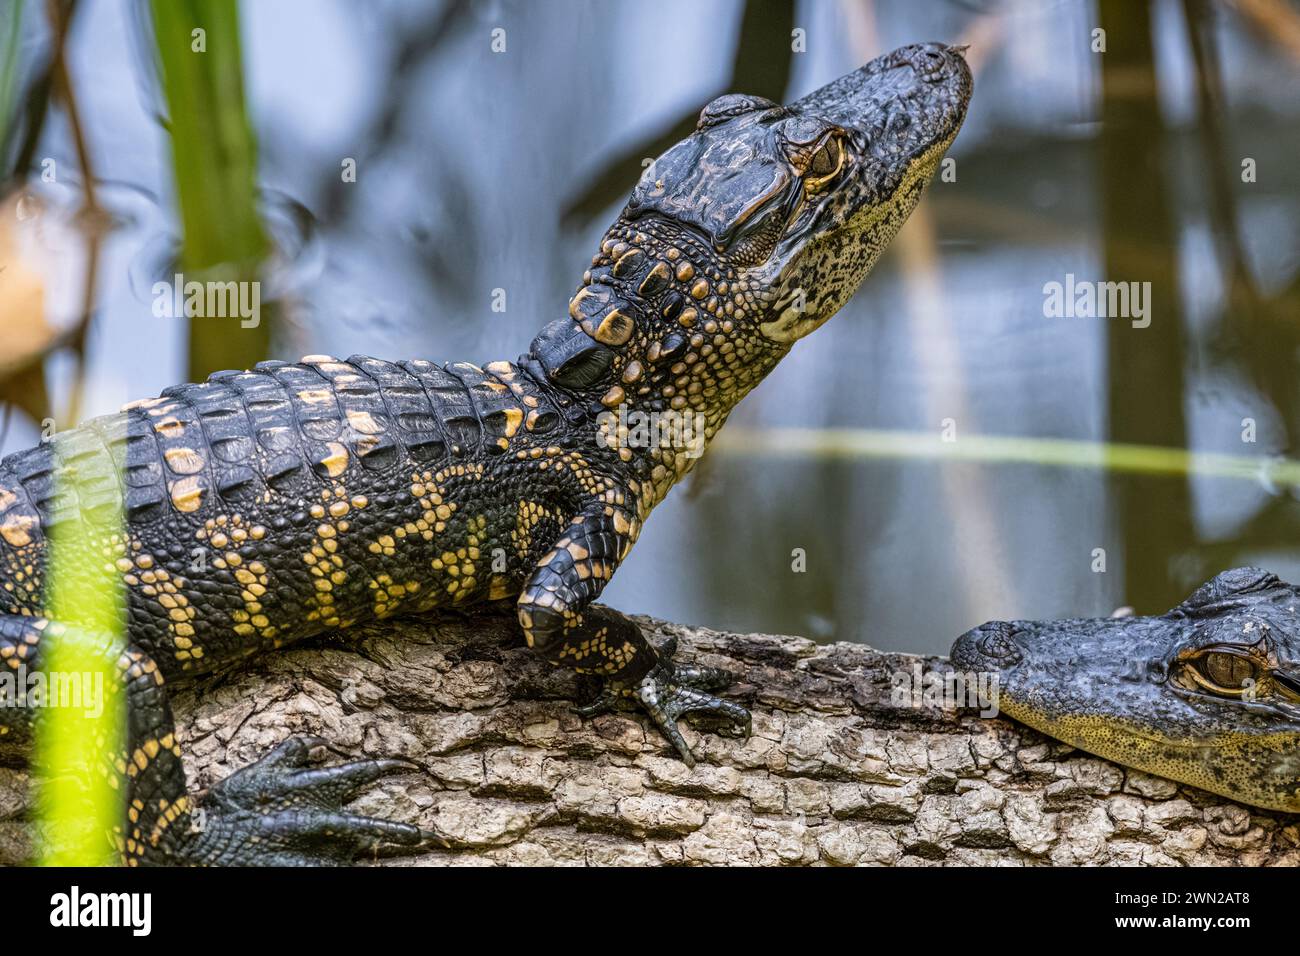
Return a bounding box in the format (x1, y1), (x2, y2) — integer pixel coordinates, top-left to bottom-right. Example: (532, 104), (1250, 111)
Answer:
(951, 568), (1300, 813)
(529, 43), (971, 505)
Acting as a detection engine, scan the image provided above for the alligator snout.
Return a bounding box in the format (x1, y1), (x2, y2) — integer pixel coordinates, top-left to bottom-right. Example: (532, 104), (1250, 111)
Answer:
(950, 620), (1023, 671)
(875, 42), (968, 85)
(907, 44), (965, 83)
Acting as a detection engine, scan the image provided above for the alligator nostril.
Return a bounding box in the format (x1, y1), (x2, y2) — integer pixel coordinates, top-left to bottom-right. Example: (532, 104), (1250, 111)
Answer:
(976, 623), (1022, 667)
(952, 620), (1023, 669)
(909, 48), (950, 83)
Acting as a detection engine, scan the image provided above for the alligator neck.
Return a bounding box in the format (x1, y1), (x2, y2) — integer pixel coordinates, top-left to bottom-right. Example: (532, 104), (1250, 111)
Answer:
(565, 215), (790, 502)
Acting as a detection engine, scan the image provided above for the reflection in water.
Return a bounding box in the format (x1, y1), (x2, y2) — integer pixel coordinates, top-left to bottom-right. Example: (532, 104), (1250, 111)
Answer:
(1, 0), (1298, 654)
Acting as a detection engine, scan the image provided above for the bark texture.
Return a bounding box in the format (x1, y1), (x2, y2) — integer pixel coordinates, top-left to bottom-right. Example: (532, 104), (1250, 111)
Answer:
(2, 611), (1297, 865)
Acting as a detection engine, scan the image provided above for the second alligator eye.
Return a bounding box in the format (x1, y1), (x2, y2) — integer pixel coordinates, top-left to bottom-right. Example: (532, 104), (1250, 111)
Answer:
(1200, 651), (1257, 690)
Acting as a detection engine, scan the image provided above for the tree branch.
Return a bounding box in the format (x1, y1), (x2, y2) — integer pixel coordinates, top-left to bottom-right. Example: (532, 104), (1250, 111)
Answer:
(1, 612), (1296, 865)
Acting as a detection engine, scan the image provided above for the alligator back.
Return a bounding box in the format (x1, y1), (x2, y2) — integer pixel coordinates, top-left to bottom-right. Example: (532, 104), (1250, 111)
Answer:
(0, 355), (590, 674)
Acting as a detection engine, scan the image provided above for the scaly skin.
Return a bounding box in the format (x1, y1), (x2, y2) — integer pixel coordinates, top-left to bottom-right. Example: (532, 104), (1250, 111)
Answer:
(0, 43), (972, 864)
(951, 568), (1300, 813)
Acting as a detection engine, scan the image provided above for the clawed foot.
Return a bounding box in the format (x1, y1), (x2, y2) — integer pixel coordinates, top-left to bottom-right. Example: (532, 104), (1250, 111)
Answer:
(577, 637), (751, 766)
(179, 736), (439, 866)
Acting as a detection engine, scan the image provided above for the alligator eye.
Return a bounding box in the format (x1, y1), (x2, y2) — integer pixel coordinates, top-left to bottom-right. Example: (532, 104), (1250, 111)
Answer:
(1182, 648), (1264, 697)
(809, 138), (841, 177)
(804, 136), (844, 192)
(1202, 652), (1257, 689)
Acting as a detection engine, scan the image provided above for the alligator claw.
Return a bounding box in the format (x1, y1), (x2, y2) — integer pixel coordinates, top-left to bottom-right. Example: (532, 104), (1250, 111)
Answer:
(578, 639), (751, 767)
(179, 736), (436, 866)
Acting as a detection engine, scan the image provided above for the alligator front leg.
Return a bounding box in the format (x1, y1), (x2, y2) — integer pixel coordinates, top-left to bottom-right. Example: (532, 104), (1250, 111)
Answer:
(0, 614), (423, 865)
(517, 507), (750, 765)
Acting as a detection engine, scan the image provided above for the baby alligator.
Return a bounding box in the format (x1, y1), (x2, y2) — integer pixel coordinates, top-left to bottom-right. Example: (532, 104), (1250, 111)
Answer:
(952, 567), (1300, 813)
(0, 43), (970, 863)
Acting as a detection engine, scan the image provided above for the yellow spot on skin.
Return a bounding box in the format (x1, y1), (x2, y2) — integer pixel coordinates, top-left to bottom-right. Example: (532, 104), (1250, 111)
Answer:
(347, 410), (383, 435)
(0, 515), (35, 548)
(154, 417), (184, 438)
(568, 287), (600, 321)
(164, 447), (205, 475)
(298, 388), (333, 405)
(120, 396), (166, 412)
(320, 442), (349, 478)
(501, 408), (523, 438)
(168, 476), (204, 513)
(594, 309), (634, 346)
(641, 261), (672, 295)
(602, 386), (625, 408)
